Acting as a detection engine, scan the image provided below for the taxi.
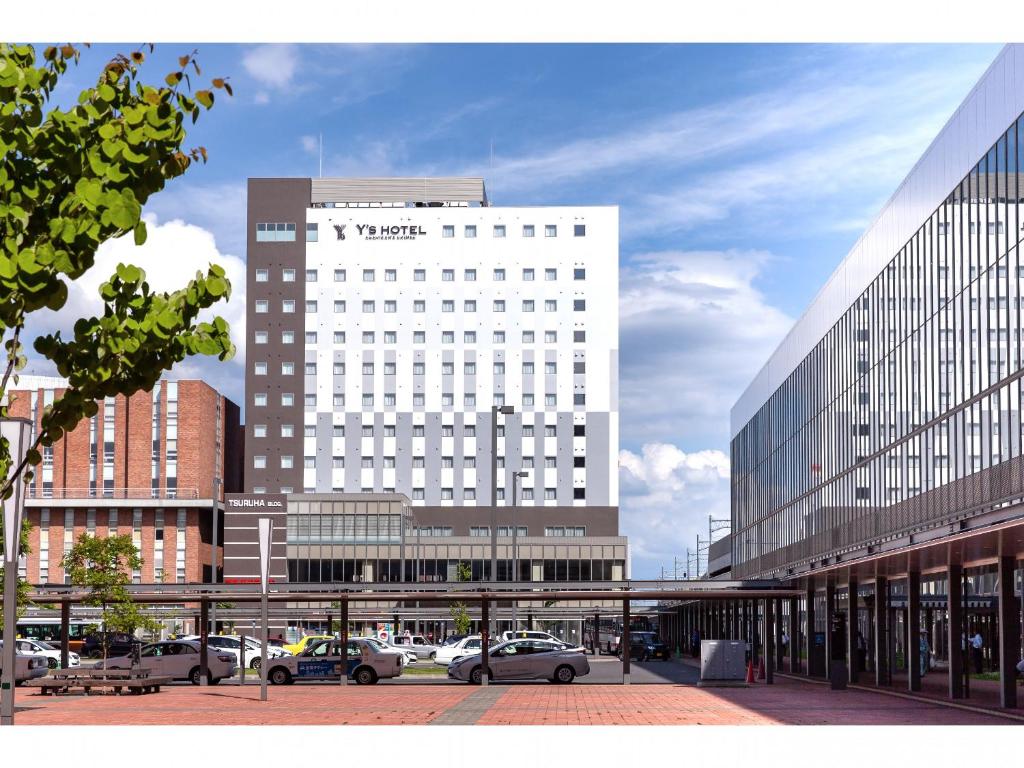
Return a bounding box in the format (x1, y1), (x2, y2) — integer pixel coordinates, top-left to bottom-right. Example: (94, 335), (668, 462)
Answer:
(266, 637), (403, 685)
(282, 634), (333, 656)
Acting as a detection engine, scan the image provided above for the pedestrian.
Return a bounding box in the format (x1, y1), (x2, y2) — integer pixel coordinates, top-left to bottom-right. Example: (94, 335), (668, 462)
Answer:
(919, 630), (930, 677)
(855, 630), (867, 672)
(969, 628), (983, 674)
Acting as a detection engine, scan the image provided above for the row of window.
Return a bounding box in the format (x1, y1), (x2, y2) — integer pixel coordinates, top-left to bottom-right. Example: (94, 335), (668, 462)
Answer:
(252, 485), (588, 501)
(254, 454), (586, 470)
(441, 223), (585, 239)
(253, 423), (586, 438)
(255, 267), (588, 283)
(459, 526), (586, 536)
(254, 361), (581, 376)
(255, 329), (587, 345)
(252, 392), (587, 407)
(255, 298), (587, 314)
(258, 222), (588, 244)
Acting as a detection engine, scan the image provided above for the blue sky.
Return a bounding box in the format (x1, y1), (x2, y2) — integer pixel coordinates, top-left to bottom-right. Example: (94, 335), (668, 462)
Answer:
(33, 42), (1003, 576)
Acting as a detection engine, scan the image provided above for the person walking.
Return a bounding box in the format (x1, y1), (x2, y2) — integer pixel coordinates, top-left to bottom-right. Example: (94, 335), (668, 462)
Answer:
(969, 628), (984, 674)
(919, 630), (930, 677)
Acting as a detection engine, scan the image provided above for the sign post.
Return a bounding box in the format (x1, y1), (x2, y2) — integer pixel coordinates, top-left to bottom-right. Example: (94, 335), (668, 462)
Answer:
(258, 517), (272, 702)
(1, 418), (33, 727)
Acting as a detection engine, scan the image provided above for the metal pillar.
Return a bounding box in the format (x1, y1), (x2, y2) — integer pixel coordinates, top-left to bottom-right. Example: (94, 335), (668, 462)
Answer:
(751, 599), (759, 666)
(948, 562), (964, 699)
(847, 577), (859, 683)
(260, 590), (268, 701)
(788, 596), (799, 674)
(997, 555), (1020, 709)
(60, 600), (70, 670)
(199, 598), (209, 686)
(622, 599), (631, 685)
(480, 598), (490, 686)
(825, 581), (836, 679)
(764, 598), (774, 684)
(340, 597), (349, 686)
(805, 585), (815, 677)
(593, 612), (600, 656)
(908, 571), (921, 692)
(774, 598), (783, 672)
(874, 576), (889, 687)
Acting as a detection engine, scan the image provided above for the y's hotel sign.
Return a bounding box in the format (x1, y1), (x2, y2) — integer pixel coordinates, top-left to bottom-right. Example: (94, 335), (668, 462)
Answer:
(334, 223), (427, 241)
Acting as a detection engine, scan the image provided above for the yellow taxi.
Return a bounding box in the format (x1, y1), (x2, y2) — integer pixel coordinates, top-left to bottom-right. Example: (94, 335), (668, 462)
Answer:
(283, 634), (333, 656)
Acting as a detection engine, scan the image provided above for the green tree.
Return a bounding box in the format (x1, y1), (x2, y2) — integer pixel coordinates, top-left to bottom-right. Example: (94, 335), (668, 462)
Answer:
(0, 43), (234, 510)
(449, 561), (472, 636)
(60, 532), (159, 662)
(0, 517), (32, 631)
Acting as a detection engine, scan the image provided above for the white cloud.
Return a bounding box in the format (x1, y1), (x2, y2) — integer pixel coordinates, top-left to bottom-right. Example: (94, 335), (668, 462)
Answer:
(242, 44), (299, 90)
(27, 214), (246, 405)
(619, 443), (730, 578)
(619, 248), (793, 447)
(300, 134), (319, 155)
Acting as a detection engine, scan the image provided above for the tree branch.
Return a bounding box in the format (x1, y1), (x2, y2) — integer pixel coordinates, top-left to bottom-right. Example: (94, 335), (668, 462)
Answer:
(0, 324), (23, 398)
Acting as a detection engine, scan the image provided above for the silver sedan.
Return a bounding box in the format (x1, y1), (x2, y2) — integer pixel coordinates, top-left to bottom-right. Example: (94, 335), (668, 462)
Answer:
(448, 639), (590, 684)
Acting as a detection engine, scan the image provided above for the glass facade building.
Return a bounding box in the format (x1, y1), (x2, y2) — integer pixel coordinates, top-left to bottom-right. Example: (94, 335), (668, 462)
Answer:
(731, 48), (1024, 580)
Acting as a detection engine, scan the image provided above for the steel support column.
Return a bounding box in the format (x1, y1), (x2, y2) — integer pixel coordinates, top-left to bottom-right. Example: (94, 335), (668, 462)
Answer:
(997, 555), (1020, 709)
(908, 571), (921, 692)
(60, 600), (70, 670)
(340, 597), (349, 686)
(847, 577), (859, 683)
(481, 598), (490, 686)
(874, 576), (889, 687)
(622, 598), (631, 685)
(788, 596), (799, 674)
(805, 584), (815, 677)
(199, 598), (209, 686)
(825, 581), (836, 679)
(764, 597), (774, 685)
(948, 562), (964, 699)
(774, 598), (783, 672)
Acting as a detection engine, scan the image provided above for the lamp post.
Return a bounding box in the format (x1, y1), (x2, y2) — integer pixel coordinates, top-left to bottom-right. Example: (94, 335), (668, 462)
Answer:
(210, 477), (221, 635)
(1, 418), (33, 727)
(258, 517), (272, 702)
(510, 470), (529, 631)
(490, 404), (514, 639)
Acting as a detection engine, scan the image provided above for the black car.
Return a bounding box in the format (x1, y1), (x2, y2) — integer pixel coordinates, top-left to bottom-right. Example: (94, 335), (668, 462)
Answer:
(619, 631), (671, 662)
(81, 632), (138, 659)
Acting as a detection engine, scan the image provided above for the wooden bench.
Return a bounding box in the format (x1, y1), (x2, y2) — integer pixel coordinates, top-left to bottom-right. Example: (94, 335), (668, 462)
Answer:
(27, 669), (171, 696)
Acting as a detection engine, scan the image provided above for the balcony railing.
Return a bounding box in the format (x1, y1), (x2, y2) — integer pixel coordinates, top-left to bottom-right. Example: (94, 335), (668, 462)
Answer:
(27, 487), (201, 500)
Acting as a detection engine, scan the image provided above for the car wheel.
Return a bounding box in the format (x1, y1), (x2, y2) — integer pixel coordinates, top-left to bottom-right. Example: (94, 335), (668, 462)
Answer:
(47, 657), (59, 669)
(469, 666), (483, 685)
(189, 666), (202, 686)
(429, 651), (436, 661)
(553, 665), (576, 684)
(250, 657), (262, 670)
(354, 666), (377, 685)
(269, 666), (292, 685)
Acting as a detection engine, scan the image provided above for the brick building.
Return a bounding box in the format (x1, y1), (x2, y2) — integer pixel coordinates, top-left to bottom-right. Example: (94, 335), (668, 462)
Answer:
(7, 376), (243, 585)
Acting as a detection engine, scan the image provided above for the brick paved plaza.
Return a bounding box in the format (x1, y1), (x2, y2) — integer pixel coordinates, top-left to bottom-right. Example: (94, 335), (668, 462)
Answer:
(11, 677), (1017, 726)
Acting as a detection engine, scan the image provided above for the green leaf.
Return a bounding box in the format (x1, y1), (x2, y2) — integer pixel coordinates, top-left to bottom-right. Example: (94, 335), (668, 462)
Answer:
(133, 220), (147, 246)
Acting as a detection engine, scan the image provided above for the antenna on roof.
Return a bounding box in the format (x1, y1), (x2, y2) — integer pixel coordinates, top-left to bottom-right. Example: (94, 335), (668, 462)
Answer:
(319, 133), (323, 179)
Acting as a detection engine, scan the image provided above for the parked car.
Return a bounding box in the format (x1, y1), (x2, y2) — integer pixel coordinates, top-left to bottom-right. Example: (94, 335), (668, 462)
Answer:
(81, 632), (138, 659)
(390, 634), (439, 661)
(94, 640), (237, 685)
(13, 638), (81, 669)
(0, 641), (50, 684)
(501, 630), (564, 644)
(441, 634), (466, 647)
(283, 634), (333, 656)
(434, 635), (482, 666)
(619, 631), (671, 661)
(265, 637), (403, 685)
(448, 639), (591, 684)
(179, 634), (290, 670)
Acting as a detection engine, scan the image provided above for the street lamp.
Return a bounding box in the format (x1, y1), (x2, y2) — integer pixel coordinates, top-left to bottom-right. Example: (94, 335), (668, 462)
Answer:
(257, 517), (272, 702)
(490, 405), (514, 631)
(1, 418), (33, 727)
(510, 470), (529, 631)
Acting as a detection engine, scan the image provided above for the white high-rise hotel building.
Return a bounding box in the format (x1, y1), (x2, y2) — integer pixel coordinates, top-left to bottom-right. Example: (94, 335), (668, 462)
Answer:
(245, 178), (623, 553)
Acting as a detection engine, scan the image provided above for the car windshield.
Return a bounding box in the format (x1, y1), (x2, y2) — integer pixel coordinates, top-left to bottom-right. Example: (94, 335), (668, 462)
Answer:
(34, 641), (57, 651)
(363, 638), (388, 651)
(632, 632), (657, 642)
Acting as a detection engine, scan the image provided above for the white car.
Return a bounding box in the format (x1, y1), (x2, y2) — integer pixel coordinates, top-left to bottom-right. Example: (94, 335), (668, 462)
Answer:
(180, 634), (290, 670)
(265, 637), (404, 685)
(434, 635), (482, 666)
(96, 640), (238, 685)
(501, 630), (563, 644)
(448, 639), (591, 684)
(14, 638), (81, 669)
(390, 634), (439, 661)
(0, 641), (50, 683)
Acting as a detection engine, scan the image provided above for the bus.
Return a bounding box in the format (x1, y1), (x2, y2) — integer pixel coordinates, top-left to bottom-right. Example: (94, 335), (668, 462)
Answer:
(583, 615), (658, 655)
(13, 619), (97, 654)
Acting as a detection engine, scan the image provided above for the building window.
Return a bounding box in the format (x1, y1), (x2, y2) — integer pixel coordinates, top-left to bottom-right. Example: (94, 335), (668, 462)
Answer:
(545, 362), (557, 374)
(254, 424), (267, 438)
(385, 269), (397, 282)
(334, 268), (346, 282)
(384, 393), (396, 406)
(256, 222), (296, 241)
(523, 300), (535, 312)
(414, 300), (425, 313)
(464, 394), (476, 406)
(494, 300), (506, 312)
(304, 394), (316, 407)
(282, 300), (295, 313)
(362, 331), (375, 343)
(333, 425), (345, 437)
(521, 488), (534, 501)
(255, 269), (268, 283)
(523, 457), (534, 469)
(414, 331), (425, 344)
(523, 268), (535, 281)
(494, 268), (505, 281)
(465, 225), (477, 238)
(545, 225), (557, 237)
(255, 299), (269, 314)
(522, 331), (535, 344)
(281, 393), (294, 406)
(334, 300), (346, 313)
(281, 362), (295, 375)
(573, 299), (586, 311)
(465, 269), (477, 281)
(442, 331), (455, 344)
(282, 268), (296, 282)
(254, 362), (267, 376)
(493, 225), (506, 238)
(332, 394), (344, 407)
(573, 488), (585, 500)
(574, 224), (586, 237)
(523, 225), (535, 238)
(464, 331), (476, 343)
(545, 268), (557, 281)
(442, 393), (454, 406)
(305, 332), (318, 344)
(282, 330), (295, 344)
(574, 362), (585, 374)
(574, 394), (586, 406)
(545, 300), (557, 312)
(493, 393), (505, 407)
(254, 393), (267, 407)
(361, 457), (373, 468)
(465, 425), (476, 437)
(465, 300), (476, 312)
(546, 425), (557, 437)
(363, 269), (375, 282)
(304, 363), (316, 375)
(413, 362), (425, 375)
(442, 225), (455, 238)
(573, 330), (586, 343)
(306, 223), (318, 242)
(255, 331), (268, 344)
(441, 488), (454, 500)
(442, 300), (455, 313)
(546, 331), (558, 343)
(334, 332), (346, 344)
(574, 268), (585, 280)
(442, 269), (455, 281)
(254, 455), (267, 469)
(413, 425), (425, 437)
(464, 488), (476, 500)
(304, 425), (315, 437)
(493, 331), (505, 343)
(303, 456), (315, 469)
(545, 394), (557, 406)
(494, 362), (505, 375)
(522, 393), (534, 406)
(545, 488), (556, 500)
(363, 300), (375, 313)
(414, 269), (426, 281)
